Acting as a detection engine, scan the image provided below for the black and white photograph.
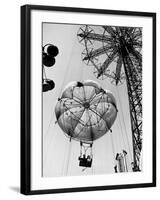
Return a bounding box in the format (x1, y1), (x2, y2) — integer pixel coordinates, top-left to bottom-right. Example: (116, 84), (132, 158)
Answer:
(42, 23), (142, 177)
(20, 5), (156, 194)
(0, 0), (158, 199)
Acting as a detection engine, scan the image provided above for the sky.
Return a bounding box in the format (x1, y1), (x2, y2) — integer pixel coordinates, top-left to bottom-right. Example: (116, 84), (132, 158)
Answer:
(42, 23), (134, 177)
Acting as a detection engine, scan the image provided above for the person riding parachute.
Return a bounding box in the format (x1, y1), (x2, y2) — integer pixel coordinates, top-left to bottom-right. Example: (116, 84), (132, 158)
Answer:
(55, 80), (118, 168)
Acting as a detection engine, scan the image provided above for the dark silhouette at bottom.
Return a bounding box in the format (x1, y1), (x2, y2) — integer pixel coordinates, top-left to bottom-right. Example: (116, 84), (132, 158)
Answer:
(78, 154), (92, 168)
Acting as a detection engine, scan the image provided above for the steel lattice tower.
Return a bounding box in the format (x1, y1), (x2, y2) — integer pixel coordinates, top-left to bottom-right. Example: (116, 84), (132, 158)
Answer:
(77, 25), (142, 171)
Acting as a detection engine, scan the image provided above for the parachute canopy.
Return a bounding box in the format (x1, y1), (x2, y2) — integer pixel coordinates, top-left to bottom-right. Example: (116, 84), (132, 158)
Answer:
(55, 80), (117, 143)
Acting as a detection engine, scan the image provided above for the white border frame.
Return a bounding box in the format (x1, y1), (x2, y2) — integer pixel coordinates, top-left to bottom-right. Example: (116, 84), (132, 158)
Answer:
(30, 9), (153, 190)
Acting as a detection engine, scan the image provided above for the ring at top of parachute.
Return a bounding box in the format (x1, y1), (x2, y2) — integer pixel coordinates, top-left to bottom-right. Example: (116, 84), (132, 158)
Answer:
(60, 80), (117, 106)
(55, 80), (118, 143)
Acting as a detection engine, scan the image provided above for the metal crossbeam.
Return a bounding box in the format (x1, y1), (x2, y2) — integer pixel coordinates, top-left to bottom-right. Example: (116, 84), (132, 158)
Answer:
(83, 45), (112, 61)
(78, 32), (112, 43)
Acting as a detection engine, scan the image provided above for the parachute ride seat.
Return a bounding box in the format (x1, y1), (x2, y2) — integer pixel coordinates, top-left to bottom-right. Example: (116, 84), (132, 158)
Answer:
(78, 141), (93, 167)
(86, 155), (92, 167)
(78, 154), (92, 168)
(43, 79), (55, 92)
(79, 155), (87, 167)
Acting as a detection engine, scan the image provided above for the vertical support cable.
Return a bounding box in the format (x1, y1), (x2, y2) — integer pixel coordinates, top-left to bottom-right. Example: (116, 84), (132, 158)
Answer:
(110, 132), (116, 170)
(65, 140), (72, 176)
